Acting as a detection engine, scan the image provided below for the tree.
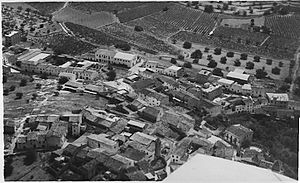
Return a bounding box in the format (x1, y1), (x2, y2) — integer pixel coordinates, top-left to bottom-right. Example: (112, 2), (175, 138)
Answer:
(172, 39), (177, 44)
(266, 59), (273, 65)
(16, 92), (23, 99)
(32, 93), (38, 100)
(17, 6), (22, 11)
(57, 85), (63, 91)
(4, 89), (9, 96)
(212, 68), (223, 77)
(253, 55), (260, 62)
(207, 54), (213, 61)
(21, 36), (27, 42)
(226, 52), (234, 57)
(58, 76), (69, 84)
(193, 59), (199, 64)
(16, 61), (22, 67)
(178, 55), (184, 60)
(9, 85), (16, 91)
(223, 3), (229, 10)
(183, 41), (192, 49)
(277, 84), (290, 93)
(204, 47), (210, 52)
(134, 25), (143, 32)
(195, 4), (199, 9)
(191, 49), (202, 59)
(35, 83), (42, 89)
(54, 91), (59, 96)
(20, 79), (27, 86)
(163, 6), (169, 11)
(246, 62), (254, 69)
(294, 87), (300, 97)
(115, 43), (131, 51)
(241, 53), (248, 60)
(255, 69), (267, 79)
(237, 38), (242, 43)
(204, 5), (214, 13)
(220, 56), (227, 64)
(284, 77), (292, 84)
(24, 150), (37, 166)
(214, 48), (222, 55)
(272, 67), (281, 75)
(4, 157), (14, 178)
(3, 75), (7, 83)
(107, 70), (116, 81)
(170, 58), (177, 64)
(279, 62), (283, 67)
(183, 62), (192, 68)
(241, 139), (251, 149)
(208, 60), (217, 68)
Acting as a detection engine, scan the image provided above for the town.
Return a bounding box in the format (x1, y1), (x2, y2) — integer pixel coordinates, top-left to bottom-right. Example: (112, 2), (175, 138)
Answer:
(2, 1), (299, 182)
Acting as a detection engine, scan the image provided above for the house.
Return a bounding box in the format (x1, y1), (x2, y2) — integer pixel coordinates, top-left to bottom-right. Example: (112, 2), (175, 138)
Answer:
(63, 143), (79, 157)
(217, 78), (235, 90)
(201, 98), (222, 117)
(95, 49), (138, 68)
(223, 124), (253, 147)
(170, 137), (191, 164)
(145, 60), (169, 73)
(138, 88), (169, 107)
(46, 121), (68, 148)
(120, 147), (146, 163)
(5, 31), (21, 46)
(196, 69), (212, 84)
(201, 82), (222, 100)
(138, 106), (164, 122)
(266, 93), (289, 108)
(163, 65), (184, 77)
(125, 170), (147, 181)
(4, 119), (15, 134)
(226, 71), (253, 85)
(87, 134), (119, 153)
(156, 75), (180, 90)
(80, 159), (99, 180)
(127, 120), (146, 132)
(61, 113), (82, 137)
(131, 78), (161, 92)
(139, 68), (158, 79)
(15, 131), (48, 150)
(3, 52), (17, 65)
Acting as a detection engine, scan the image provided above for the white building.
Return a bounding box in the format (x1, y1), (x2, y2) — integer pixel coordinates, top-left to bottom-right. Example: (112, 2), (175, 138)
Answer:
(87, 133), (119, 153)
(95, 49), (138, 68)
(163, 65), (184, 77)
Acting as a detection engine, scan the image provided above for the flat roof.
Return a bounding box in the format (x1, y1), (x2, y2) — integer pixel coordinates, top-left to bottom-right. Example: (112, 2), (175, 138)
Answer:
(242, 84), (252, 90)
(166, 65), (182, 71)
(227, 71), (250, 81)
(164, 154), (296, 183)
(114, 52), (136, 61)
(6, 31), (19, 37)
(218, 78), (235, 85)
(28, 53), (50, 62)
(234, 68), (246, 74)
(266, 93), (289, 102)
(127, 120), (146, 129)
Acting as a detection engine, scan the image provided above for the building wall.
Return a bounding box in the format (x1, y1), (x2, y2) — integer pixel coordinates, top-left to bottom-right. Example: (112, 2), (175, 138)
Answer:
(5, 32), (21, 46)
(87, 137), (119, 153)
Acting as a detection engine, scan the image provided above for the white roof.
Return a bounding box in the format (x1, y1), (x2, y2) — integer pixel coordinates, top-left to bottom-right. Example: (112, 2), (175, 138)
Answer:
(242, 84), (252, 90)
(218, 78), (235, 85)
(207, 135), (231, 147)
(234, 68), (246, 74)
(114, 52), (136, 61)
(28, 53), (50, 62)
(227, 71), (250, 81)
(266, 93), (289, 102)
(127, 120), (146, 129)
(6, 31), (19, 37)
(164, 154), (296, 183)
(166, 65), (182, 71)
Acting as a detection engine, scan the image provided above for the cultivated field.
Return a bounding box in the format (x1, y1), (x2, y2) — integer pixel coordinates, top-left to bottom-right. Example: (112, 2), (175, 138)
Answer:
(53, 7), (117, 29)
(27, 2), (64, 15)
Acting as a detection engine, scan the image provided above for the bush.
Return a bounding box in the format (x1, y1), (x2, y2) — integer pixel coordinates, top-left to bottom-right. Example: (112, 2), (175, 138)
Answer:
(134, 26), (143, 32)
(57, 85), (63, 90)
(20, 79), (27, 86)
(266, 59), (273, 65)
(226, 52), (234, 57)
(54, 91), (59, 96)
(208, 60), (218, 68)
(294, 87), (300, 97)
(254, 55), (260, 62)
(32, 93), (38, 100)
(277, 84), (290, 93)
(3, 75), (7, 83)
(58, 76), (69, 85)
(255, 69), (267, 79)
(191, 49), (202, 59)
(241, 53), (248, 60)
(246, 62), (254, 69)
(284, 77), (292, 84)
(178, 55), (184, 60)
(9, 85), (16, 91)
(212, 68), (223, 77)
(4, 89), (9, 96)
(204, 47), (210, 52)
(272, 67), (281, 75)
(16, 92), (23, 99)
(204, 5), (214, 13)
(193, 59), (199, 64)
(171, 58), (177, 64)
(21, 36), (27, 42)
(115, 43), (131, 51)
(220, 57), (227, 64)
(36, 83), (42, 89)
(207, 55), (213, 61)
(107, 70), (116, 81)
(234, 59), (241, 66)
(16, 61), (22, 67)
(279, 62), (283, 67)
(183, 41), (192, 49)
(24, 150), (37, 166)
(40, 73), (48, 79)
(183, 62), (192, 68)
(214, 48), (222, 55)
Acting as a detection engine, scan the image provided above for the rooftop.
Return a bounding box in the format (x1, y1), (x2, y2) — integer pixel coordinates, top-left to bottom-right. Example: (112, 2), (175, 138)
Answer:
(127, 120), (146, 129)
(114, 52), (136, 61)
(218, 78), (235, 85)
(6, 31), (19, 37)
(165, 65), (182, 71)
(28, 53), (50, 62)
(96, 49), (116, 57)
(266, 93), (289, 102)
(87, 134), (117, 146)
(202, 83), (222, 93)
(130, 132), (157, 146)
(120, 147), (146, 162)
(226, 124), (253, 139)
(226, 71), (250, 81)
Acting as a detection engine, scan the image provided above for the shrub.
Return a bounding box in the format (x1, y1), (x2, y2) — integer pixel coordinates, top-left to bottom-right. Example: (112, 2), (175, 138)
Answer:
(246, 62), (254, 69)
(241, 53), (248, 60)
(204, 5), (214, 13)
(107, 70), (116, 81)
(40, 73), (48, 79)
(284, 77), (292, 84)
(32, 93), (38, 100)
(36, 83), (42, 89)
(220, 57), (227, 64)
(183, 41), (192, 49)
(226, 52), (234, 57)
(16, 92), (23, 99)
(20, 79), (27, 86)
(178, 55), (184, 60)
(255, 69), (267, 79)
(58, 76), (69, 84)
(3, 75), (7, 83)
(204, 47), (210, 52)
(207, 55), (213, 60)
(57, 85), (63, 90)
(208, 60), (217, 68)
(214, 48), (222, 55)
(272, 67), (281, 75)
(277, 84), (290, 93)
(115, 43), (131, 51)
(279, 62), (283, 67)
(234, 59), (241, 66)
(16, 61), (22, 67)
(254, 55), (260, 62)
(54, 91), (59, 96)
(4, 89), (9, 96)
(193, 59), (199, 64)
(163, 6), (169, 11)
(266, 59), (273, 65)
(183, 62), (192, 68)
(191, 49), (202, 59)
(212, 68), (223, 77)
(134, 26), (143, 32)
(171, 58), (177, 64)
(9, 85), (16, 91)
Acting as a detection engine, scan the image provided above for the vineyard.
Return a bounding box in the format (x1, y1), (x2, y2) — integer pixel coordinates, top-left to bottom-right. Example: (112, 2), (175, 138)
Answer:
(99, 23), (178, 54)
(265, 14), (300, 39)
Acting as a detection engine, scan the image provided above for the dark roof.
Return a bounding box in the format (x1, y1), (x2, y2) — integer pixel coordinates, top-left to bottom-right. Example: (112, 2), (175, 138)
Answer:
(136, 160), (151, 173)
(104, 156), (126, 173)
(75, 148), (89, 160)
(132, 78), (156, 90)
(126, 171), (147, 181)
(140, 106), (160, 118)
(95, 152), (110, 164)
(120, 147), (146, 162)
(63, 144), (78, 157)
(82, 159), (98, 171)
(109, 118), (128, 133)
